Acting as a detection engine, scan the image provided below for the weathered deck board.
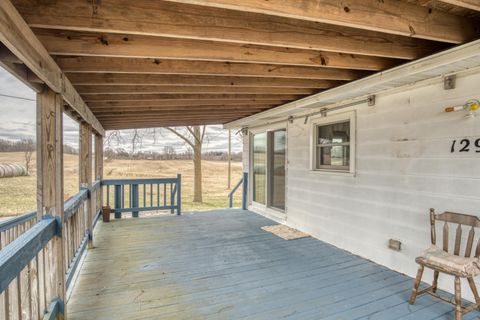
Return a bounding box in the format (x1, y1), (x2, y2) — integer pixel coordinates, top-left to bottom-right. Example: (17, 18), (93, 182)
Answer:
(67, 209), (480, 319)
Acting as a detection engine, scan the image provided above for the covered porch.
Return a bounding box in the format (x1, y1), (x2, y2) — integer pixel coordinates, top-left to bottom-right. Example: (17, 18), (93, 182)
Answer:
(68, 209), (479, 320)
(0, 0), (479, 319)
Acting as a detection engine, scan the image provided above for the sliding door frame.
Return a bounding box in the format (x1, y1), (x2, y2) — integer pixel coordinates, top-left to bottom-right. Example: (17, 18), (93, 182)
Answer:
(249, 123), (288, 222)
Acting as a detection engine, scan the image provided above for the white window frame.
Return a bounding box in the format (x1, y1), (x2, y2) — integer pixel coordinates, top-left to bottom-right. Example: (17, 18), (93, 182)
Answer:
(310, 111), (356, 175)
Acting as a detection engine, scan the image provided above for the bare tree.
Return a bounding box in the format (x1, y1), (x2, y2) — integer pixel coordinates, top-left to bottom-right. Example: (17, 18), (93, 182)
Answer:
(22, 139), (34, 175)
(130, 129), (144, 157)
(165, 126), (207, 203)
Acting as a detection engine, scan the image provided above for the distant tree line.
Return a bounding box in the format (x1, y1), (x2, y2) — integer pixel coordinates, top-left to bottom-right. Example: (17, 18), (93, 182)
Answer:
(0, 139), (78, 155)
(104, 147), (242, 162)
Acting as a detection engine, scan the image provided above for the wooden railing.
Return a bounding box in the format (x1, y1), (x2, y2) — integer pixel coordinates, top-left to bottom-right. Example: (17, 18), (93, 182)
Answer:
(228, 172), (248, 210)
(0, 175), (182, 319)
(102, 175), (182, 217)
(0, 181), (101, 320)
(0, 211), (39, 320)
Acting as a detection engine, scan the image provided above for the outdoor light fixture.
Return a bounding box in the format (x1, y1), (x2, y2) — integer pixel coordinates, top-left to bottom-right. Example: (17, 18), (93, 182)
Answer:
(445, 99), (479, 118)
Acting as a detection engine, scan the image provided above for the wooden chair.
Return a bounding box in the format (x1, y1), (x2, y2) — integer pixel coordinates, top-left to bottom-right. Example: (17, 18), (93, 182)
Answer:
(409, 208), (480, 320)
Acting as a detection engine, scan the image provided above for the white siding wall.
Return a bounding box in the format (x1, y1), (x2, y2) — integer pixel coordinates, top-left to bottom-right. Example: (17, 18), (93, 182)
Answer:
(248, 71), (480, 300)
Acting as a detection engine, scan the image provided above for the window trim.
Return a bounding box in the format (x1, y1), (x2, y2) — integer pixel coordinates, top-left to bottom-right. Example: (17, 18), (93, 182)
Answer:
(310, 111), (356, 174)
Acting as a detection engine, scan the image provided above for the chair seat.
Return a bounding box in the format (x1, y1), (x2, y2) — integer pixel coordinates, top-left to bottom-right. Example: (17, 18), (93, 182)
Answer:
(416, 245), (480, 277)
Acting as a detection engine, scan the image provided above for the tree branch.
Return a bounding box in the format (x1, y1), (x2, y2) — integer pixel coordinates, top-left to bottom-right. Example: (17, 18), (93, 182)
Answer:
(187, 126), (203, 145)
(200, 125), (207, 144)
(165, 127), (195, 149)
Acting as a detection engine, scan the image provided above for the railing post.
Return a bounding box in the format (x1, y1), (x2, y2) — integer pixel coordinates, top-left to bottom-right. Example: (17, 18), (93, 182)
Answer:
(177, 174), (181, 215)
(95, 134), (103, 220)
(79, 122), (93, 248)
(36, 88), (66, 316)
(114, 185), (122, 219)
(131, 184), (139, 218)
(242, 172), (248, 210)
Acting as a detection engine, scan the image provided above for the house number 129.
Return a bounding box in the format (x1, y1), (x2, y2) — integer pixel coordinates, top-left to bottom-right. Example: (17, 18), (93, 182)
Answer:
(451, 138), (480, 153)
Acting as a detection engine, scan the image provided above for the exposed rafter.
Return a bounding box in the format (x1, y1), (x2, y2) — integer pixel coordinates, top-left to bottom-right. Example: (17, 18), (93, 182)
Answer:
(67, 74), (341, 89)
(76, 85), (317, 95)
(163, 0), (478, 43)
(437, 0), (480, 11)
(12, 0), (445, 59)
(55, 57), (368, 80)
(34, 29), (397, 71)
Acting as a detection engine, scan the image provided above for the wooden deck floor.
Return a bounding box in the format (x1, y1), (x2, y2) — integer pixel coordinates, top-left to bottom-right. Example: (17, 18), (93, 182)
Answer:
(68, 209), (480, 320)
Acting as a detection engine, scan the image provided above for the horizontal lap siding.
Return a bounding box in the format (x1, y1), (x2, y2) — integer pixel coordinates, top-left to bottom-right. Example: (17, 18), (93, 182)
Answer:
(284, 71), (480, 300)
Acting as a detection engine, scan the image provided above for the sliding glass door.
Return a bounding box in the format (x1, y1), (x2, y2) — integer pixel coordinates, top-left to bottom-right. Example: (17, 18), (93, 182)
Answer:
(253, 133), (266, 204)
(268, 130), (286, 211)
(252, 129), (286, 212)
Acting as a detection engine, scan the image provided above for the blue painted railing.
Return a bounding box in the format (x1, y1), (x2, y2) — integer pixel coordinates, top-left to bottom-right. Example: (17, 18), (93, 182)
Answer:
(102, 175), (182, 217)
(0, 210), (36, 233)
(228, 172), (248, 210)
(0, 181), (101, 320)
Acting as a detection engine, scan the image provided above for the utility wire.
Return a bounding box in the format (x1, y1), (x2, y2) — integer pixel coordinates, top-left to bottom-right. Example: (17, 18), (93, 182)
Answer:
(0, 93), (35, 102)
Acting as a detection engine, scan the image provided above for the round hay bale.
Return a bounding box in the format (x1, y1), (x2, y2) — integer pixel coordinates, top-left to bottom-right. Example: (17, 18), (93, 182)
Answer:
(0, 163), (28, 178)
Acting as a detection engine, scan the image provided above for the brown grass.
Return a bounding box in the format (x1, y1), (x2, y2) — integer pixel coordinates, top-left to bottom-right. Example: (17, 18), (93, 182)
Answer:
(0, 152), (243, 217)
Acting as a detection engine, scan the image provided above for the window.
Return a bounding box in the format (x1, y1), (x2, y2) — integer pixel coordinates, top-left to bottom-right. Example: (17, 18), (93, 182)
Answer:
(312, 113), (355, 173)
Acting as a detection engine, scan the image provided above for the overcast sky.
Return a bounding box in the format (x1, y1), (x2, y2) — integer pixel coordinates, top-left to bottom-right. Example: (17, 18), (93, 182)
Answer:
(0, 67), (242, 153)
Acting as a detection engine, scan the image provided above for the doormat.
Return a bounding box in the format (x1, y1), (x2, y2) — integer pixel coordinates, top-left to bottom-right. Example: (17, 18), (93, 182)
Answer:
(261, 225), (309, 240)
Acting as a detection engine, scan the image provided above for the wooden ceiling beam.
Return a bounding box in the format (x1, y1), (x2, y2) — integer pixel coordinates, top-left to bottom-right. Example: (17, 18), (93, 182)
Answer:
(96, 111), (263, 119)
(102, 119), (234, 130)
(92, 106), (269, 114)
(163, 0), (478, 43)
(437, 0), (480, 11)
(87, 100), (287, 108)
(67, 73), (340, 88)
(76, 85), (317, 95)
(82, 94), (304, 102)
(101, 115), (243, 122)
(55, 57), (368, 81)
(90, 106), (275, 113)
(34, 29), (399, 71)
(11, 0), (443, 59)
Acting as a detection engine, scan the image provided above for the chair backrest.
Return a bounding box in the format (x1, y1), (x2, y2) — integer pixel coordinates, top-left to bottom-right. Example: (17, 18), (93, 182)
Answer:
(430, 208), (480, 258)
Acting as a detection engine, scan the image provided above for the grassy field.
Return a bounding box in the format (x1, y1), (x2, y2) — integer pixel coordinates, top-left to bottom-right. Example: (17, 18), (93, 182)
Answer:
(0, 152), (243, 217)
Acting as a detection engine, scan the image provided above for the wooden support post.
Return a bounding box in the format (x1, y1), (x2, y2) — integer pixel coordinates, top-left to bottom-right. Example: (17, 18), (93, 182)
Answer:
(94, 135), (103, 181)
(227, 129), (231, 190)
(177, 174), (182, 216)
(79, 122), (93, 248)
(36, 88), (65, 318)
(94, 134), (103, 224)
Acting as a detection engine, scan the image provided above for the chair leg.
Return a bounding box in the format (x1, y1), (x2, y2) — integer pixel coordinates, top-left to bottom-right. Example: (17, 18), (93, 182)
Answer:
(432, 270), (439, 293)
(410, 265), (424, 304)
(455, 277), (462, 320)
(467, 277), (480, 308)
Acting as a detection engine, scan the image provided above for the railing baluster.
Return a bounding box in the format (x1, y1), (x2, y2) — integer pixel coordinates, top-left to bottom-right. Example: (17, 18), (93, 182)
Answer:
(132, 184), (139, 218)
(114, 185), (122, 219)
(164, 184), (167, 207)
(150, 184), (153, 208)
(170, 183), (174, 214)
(143, 184), (146, 208)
